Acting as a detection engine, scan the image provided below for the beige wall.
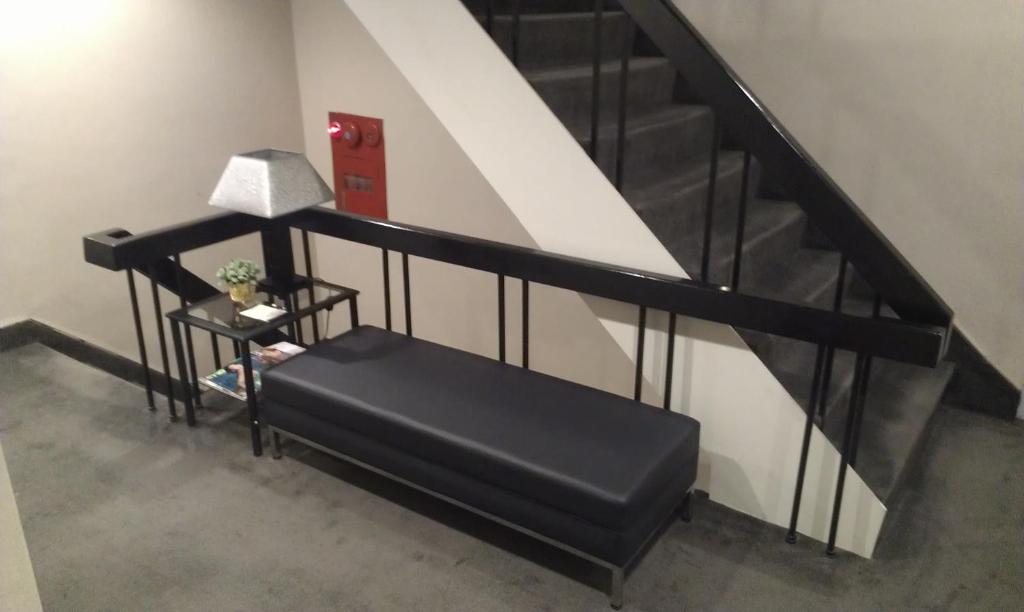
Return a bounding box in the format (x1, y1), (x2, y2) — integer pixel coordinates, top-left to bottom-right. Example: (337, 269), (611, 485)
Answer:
(0, 0), (303, 375)
(309, 0), (887, 556)
(290, 0), (644, 397)
(672, 0), (1024, 386)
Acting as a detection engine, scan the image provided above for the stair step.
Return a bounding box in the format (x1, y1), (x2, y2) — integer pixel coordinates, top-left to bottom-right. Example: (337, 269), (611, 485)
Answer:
(483, 12), (630, 70)
(663, 199), (806, 287)
(823, 360), (956, 503)
(525, 57), (677, 131)
(576, 104), (715, 188)
(463, 0), (952, 512)
(767, 345), (858, 417)
(464, 0), (613, 14)
(626, 151), (762, 261)
(748, 248), (842, 308)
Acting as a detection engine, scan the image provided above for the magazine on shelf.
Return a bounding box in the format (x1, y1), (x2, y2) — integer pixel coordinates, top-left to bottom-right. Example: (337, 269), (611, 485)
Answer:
(199, 341), (305, 401)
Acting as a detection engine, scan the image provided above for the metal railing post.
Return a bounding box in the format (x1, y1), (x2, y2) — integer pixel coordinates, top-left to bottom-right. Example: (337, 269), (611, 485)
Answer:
(700, 117), (722, 283)
(663, 313), (677, 411)
(498, 273), (506, 363)
(125, 268), (155, 409)
(826, 351), (868, 555)
(613, 19), (635, 191)
(588, 0), (604, 161)
(148, 266), (177, 421)
(633, 305), (647, 402)
(730, 150), (752, 290)
(786, 343), (827, 543)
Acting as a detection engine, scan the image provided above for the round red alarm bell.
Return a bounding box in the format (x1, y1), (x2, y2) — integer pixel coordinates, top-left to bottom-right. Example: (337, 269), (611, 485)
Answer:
(340, 121), (361, 148)
(364, 123), (382, 147)
(328, 120), (361, 148)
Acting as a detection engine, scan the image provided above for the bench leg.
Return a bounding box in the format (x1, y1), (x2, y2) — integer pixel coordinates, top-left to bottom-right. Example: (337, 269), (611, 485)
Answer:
(609, 566), (624, 609)
(271, 430), (283, 460)
(679, 491), (693, 523)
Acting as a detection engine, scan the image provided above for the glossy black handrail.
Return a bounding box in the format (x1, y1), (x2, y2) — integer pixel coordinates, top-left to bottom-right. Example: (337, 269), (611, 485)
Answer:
(617, 0), (952, 328)
(83, 212), (265, 271)
(85, 210), (949, 366)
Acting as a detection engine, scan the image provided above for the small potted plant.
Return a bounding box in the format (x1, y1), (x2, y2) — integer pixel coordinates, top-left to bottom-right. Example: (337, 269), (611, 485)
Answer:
(216, 259), (261, 305)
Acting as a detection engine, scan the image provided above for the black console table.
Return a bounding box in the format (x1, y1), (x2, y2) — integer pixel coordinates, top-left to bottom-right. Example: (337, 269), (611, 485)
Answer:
(166, 276), (358, 455)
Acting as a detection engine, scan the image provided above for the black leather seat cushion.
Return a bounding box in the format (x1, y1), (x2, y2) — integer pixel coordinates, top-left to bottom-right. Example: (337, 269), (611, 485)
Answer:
(262, 326), (700, 532)
(260, 402), (694, 566)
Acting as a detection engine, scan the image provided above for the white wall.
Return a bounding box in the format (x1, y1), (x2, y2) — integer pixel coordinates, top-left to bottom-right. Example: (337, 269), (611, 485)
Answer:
(291, 0), (650, 398)
(320, 0), (887, 557)
(0, 0), (304, 376)
(0, 0), (901, 557)
(672, 0), (1024, 386)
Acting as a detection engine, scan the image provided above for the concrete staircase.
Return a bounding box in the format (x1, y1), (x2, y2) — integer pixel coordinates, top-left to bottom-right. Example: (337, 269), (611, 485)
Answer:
(467, 0), (954, 506)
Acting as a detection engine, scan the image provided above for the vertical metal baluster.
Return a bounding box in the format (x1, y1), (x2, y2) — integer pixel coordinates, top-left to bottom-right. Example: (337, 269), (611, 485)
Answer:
(817, 256), (848, 420)
(382, 248), (392, 331)
(700, 117), (722, 283)
(291, 291), (305, 345)
(614, 19), (635, 192)
(169, 320), (195, 426)
(301, 230), (320, 343)
(633, 305), (647, 402)
(663, 313), (677, 411)
(232, 340), (242, 359)
(731, 150), (752, 290)
(172, 254), (202, 408)
(241, 339), (262, 457)
(849, 293), (883, 468)
(209, 332), (221, 370)
(126, 269), (155, 409)
(826, 352), (868, 556)
(148, 267), (177, 421)
(786, 343), (827, 544)
(511, 0), (521, 67)
(484, 0), (494, 36)
(588, 0), (604, 161)
(498, 273), (507, 363)
(349, 295), (360, 329)
(402, 252), (412, 337)
(284, 293), (299, 343)
(522, 280), (530, 369)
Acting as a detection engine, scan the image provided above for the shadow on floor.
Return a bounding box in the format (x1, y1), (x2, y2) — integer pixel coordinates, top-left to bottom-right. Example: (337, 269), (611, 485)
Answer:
(1, 343), (1021, 610)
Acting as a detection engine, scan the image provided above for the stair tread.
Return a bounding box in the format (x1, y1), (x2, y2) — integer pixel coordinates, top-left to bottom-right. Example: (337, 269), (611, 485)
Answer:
(823, 360), (955, 503)
(464, 0), (614, 14)
(691, 199), (805, 269)
(771, 350), (857, 412)
(487, 10), (626, 23)
(471, 0), (952, 511)
(573, 104), (711, 143)
(524, 56), (670, 83)
(745, 248), (841, 306)
(625, 150), (747, 206)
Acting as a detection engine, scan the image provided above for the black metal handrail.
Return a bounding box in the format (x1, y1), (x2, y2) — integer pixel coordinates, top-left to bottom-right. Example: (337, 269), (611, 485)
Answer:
(85, 209), (948, 367)
(617, 0), (951, 328)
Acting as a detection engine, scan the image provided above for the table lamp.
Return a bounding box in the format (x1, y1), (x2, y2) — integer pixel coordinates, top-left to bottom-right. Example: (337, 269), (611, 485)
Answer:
(209, 149), (334, 218)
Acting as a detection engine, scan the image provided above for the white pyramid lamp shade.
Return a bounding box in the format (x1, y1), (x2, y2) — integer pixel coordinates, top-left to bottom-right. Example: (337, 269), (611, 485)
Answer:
(209, 149), (335, 218)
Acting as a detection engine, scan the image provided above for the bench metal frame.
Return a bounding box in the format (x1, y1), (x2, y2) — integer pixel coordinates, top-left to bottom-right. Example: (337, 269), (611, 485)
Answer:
(269, 426), (692, 608)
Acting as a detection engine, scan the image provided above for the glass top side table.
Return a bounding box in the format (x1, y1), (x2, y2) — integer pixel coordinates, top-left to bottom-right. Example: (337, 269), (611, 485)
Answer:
(166, 275), (359, 456)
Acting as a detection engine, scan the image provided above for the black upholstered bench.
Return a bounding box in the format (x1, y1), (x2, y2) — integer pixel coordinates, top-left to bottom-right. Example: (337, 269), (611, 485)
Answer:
(262, 325), (700, 608)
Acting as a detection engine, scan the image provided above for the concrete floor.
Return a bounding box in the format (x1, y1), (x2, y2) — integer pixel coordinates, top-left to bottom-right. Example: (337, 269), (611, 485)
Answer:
(1, 342), (1021, 611)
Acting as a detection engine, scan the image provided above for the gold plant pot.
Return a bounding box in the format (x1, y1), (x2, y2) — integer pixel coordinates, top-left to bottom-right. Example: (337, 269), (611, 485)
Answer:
(228, 282), (256, 305)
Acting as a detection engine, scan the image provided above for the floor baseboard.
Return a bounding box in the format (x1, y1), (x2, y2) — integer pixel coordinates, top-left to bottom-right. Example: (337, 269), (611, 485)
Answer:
(0, 319), (181, 403)
(3, 318), (1017, 421)
(943, 327), (1021, 420)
